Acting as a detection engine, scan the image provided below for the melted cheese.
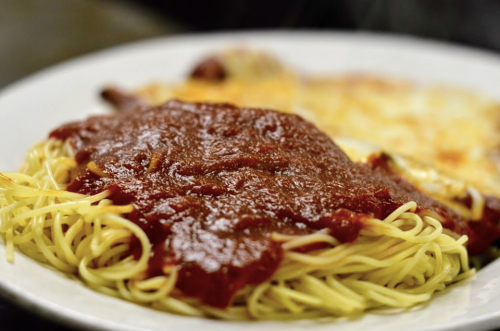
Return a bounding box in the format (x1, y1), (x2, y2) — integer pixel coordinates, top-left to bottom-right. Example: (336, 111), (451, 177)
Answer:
(135, 51), (500, 197)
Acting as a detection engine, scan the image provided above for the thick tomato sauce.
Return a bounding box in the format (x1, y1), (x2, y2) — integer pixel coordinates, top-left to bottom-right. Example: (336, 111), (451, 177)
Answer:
(50, 100), (500, 307)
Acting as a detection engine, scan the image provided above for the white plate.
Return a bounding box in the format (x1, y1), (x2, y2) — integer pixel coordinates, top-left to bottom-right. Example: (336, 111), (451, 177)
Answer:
(2, 31), (500, 331)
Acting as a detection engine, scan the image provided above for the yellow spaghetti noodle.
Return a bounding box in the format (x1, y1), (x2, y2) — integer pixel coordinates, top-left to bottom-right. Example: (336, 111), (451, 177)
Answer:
(0, 139), (474, 319)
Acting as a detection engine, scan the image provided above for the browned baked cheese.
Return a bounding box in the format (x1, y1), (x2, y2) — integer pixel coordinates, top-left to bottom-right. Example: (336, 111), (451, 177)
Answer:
(134, 49), (500, 199)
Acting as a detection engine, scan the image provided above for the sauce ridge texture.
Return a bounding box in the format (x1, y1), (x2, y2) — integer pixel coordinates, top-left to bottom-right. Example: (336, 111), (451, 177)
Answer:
(49, 100), (495, 307)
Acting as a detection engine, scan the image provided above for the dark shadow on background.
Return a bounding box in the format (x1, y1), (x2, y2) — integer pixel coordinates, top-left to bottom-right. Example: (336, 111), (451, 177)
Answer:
(139, 0), (500, 52)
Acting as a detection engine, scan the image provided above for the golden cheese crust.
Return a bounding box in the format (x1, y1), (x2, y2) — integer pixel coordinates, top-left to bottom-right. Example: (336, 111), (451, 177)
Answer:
(135, 49), (500, 197)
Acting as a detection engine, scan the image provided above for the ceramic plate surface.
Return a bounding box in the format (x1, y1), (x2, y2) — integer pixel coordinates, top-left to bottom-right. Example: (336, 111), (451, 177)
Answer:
(2, 32), (500, 331)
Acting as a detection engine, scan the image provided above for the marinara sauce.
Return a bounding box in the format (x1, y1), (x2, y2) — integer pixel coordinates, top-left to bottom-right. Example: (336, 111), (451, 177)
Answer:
(50, 100), (500, 308)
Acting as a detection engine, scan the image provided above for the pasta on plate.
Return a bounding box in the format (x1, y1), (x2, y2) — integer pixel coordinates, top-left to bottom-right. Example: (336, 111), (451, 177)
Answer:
(1, 49), (499, 320)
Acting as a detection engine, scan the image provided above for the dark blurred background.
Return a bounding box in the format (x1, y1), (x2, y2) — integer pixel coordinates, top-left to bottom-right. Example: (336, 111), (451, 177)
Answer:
(2, 0), (500, 90)
(2, 0), (500, 329)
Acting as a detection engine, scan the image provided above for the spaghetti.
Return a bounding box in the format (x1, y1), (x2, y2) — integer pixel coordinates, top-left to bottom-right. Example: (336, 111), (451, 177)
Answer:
(0, 101), (479, 319)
